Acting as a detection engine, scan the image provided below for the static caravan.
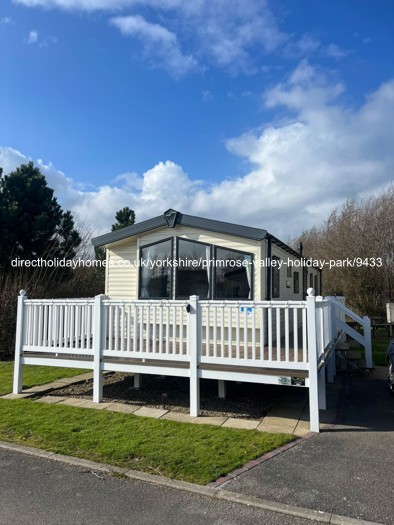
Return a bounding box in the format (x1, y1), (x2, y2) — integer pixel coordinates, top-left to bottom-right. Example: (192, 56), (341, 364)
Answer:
(92, 209), (321, 303)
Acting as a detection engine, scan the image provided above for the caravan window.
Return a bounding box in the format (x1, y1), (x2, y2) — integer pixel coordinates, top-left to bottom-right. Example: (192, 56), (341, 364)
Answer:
(139, 238), (173, 299)
(176, 239), (211, 299)
(214, 247), (253, 299)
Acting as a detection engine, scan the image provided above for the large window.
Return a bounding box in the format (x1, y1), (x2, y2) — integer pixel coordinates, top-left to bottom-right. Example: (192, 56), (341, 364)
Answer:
(215, 247), (253, 299)
(176, 239), (211, 299)
(139, 238), (173, 299)
(138, 237), (253, 300)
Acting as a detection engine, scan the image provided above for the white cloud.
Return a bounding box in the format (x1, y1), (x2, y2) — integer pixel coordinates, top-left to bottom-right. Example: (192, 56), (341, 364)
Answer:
(283, 34), (321, 59)
(28, 30), (38, 43)
(0, 16), (13, 24)
(109, 15), (198, 77)
(324, 43), (349, 60)
(15, 0), (287, 75)
(2, 66), (394, 238)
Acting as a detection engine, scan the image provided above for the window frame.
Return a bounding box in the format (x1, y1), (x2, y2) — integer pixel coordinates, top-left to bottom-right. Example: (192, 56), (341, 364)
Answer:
(213, 246), (254, 300)
(175, 237), (212, 300)
(138, 237), (174, 300)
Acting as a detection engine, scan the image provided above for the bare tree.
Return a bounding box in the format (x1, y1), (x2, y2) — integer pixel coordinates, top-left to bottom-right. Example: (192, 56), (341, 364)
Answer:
(296, 185), (394, 317)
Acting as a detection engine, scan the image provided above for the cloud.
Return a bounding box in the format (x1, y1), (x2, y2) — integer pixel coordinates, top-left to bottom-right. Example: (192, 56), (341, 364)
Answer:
(109, 15), (198, 77)
(27, 30), (38, 43)
(0, 16), (13, 24)
(283, 34), (321, 59)
(323, 43), (349, 60)
(15, 0), (287, 76)
(2, 64), (394, 238)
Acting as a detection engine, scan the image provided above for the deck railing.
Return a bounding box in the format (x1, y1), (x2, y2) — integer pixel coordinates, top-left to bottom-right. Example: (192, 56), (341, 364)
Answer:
(102, 299), (189, 360)
(199, 300), (308, 370)
(12, 289), (371, 432)
(327, 296), (373, 368)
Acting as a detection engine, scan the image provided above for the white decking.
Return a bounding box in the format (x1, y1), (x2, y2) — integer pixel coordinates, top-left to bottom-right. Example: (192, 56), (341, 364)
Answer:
(13, 291), (372, 432)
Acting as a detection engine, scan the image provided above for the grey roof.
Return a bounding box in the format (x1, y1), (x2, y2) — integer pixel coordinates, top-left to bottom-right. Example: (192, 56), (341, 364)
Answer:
(91, 209), (268, 247)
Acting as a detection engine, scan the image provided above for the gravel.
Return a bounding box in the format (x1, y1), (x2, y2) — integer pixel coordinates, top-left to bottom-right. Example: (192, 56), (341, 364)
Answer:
(48, 373), (281, 419)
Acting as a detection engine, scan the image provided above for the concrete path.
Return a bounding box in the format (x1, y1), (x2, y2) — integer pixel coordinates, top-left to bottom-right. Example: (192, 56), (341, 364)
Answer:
(2, 371), (327, 435)
(225, 367), (394, 525)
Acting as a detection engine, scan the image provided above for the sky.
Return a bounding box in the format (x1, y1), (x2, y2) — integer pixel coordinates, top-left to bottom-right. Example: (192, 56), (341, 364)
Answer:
(1, 0), (393, 240)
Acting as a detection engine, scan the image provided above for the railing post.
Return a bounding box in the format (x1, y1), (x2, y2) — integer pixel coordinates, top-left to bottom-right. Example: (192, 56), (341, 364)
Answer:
(363, 316), (373, 369)
(188, 295), (200, 417)
(316, 296), (326, 410)
(13, 290), (27, 394)
(93, 294), (105, 403)
(307, 289), (320, 432)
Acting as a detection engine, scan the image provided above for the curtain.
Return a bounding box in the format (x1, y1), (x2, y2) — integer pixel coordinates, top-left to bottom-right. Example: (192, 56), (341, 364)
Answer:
(245, 255), (252, 299)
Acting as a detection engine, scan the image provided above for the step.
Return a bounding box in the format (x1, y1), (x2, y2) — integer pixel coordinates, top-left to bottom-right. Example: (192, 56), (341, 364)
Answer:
(344, 350), (362, 360)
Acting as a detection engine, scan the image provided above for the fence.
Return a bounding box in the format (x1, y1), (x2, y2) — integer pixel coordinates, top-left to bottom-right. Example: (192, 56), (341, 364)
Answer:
(13, 290), (372, 432)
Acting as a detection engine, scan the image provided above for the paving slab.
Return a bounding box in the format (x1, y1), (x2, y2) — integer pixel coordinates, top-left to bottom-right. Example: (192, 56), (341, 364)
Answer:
(262, 416), (300, 428)
(105, 402), (140, 414)
(222, 418), (260, 430)
(293, 420), (310, 436)
(257, 423), (296, 434)
(77, 401), (114, 410)
(24, 381), (66, 393)
(161, 412), (196, 424)
(35, 396), (65, 404)
(58, 398), (90, 407)
(191, 416), (228, 426)
(1, 392), (36, 400)
(133, 407), (169, 419)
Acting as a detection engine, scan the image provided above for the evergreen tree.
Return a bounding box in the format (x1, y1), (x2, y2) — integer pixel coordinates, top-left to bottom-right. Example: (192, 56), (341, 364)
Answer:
(111, 206), (136, 231)
(0, 162), (81, 269)
(95, 206), (136, 263)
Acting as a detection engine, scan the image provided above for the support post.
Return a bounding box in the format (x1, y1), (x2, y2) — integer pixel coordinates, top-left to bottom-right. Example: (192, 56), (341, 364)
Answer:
(13, 290), (27, 394)
(93, 294), (105, 403)
(363, 316), (373, 369)
(133, 373), (141, 389)
(307, 291), (320, 432)
(218, 380), (227, 399)
(318, 368), (327, 410)
(188, 295), (200, 417)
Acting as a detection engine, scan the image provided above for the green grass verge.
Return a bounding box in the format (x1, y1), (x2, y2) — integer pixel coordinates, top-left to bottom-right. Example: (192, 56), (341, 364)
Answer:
(372, 328), (391, 366)
(0, 399), (294, 484)
(372, 339), (389, 366)
(0, 362), (89, 396)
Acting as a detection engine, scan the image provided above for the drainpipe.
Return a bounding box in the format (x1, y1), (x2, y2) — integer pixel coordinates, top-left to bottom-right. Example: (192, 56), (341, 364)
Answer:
(299, 242), (306, 299)
(266, 235), (272, 300)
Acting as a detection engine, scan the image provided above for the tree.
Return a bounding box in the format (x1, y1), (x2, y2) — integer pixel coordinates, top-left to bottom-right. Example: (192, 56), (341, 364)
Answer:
(111, 206), (136, 231)
(0, 162), (81, 269)
(95, 206), (136, 263)
(296, 186), (394, 317)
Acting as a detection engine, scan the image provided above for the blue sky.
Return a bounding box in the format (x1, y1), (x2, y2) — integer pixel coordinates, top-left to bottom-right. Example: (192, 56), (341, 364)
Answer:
(1, 0), (393, 238)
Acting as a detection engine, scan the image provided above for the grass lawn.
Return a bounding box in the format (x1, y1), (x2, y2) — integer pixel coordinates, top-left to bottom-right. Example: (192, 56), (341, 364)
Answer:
(0, 362), (89, 396)
(0, 400), (294, 485)
(0, 362), (294, 484)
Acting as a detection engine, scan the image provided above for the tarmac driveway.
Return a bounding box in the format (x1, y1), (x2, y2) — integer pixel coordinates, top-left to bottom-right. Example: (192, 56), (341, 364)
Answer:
(225, 367), (394, 524)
